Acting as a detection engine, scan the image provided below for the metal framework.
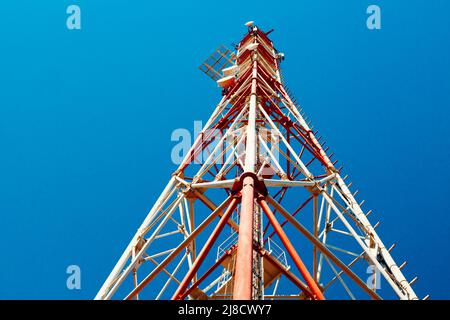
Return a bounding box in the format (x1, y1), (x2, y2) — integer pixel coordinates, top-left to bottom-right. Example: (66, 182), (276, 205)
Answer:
(95, 23), (420, 300)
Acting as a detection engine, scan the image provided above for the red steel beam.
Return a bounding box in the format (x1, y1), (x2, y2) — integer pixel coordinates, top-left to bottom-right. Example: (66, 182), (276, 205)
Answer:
(264, 195), (314, 242)
(258, 198), (325, 300)
(262, 187), (287, 236)
(179, 246), (237, 300)
(232, 175), (255, 300)
(172, 198), (239, 300)
(260, 249), (314, 299)
(124, 197), (234, 300)
(266, 195), (381, 300)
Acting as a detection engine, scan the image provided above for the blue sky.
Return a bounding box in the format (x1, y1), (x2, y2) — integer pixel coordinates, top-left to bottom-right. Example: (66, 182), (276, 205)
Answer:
(0, 0), (449, 299)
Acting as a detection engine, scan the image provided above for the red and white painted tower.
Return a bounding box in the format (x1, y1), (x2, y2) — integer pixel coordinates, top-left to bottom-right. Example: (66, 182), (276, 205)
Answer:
(96, 23), (419, 300)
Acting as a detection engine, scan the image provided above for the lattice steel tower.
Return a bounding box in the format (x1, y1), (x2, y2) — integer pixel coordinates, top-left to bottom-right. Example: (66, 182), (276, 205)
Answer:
(96, 23), (419, 300)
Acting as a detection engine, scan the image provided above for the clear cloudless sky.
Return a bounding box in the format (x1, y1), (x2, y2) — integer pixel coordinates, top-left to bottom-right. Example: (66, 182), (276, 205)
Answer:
(0, 0), (449, 299)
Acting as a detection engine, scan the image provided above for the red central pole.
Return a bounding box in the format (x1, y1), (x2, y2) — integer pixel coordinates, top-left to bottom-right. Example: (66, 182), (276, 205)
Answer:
(233, 175), (255, 299)
(233, 48), (259, 299)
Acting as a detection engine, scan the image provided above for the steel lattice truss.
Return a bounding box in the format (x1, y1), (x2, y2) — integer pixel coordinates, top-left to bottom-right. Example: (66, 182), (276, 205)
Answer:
(95, 24), (418, 300)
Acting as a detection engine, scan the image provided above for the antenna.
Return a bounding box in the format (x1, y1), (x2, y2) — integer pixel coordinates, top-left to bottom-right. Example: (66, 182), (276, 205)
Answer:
(245, 21), (254, 27)
(199, 45), (236, 82)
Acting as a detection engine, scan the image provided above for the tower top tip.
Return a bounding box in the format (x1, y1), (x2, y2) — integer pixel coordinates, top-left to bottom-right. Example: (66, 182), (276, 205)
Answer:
(245, 21), (254, 27)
